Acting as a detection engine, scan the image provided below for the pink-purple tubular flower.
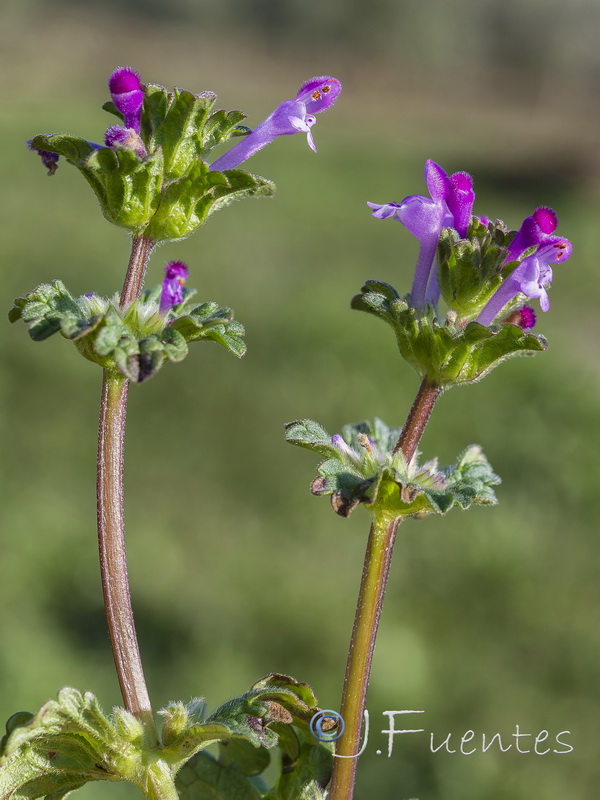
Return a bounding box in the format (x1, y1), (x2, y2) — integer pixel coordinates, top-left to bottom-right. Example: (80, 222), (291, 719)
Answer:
(109, 68), (144, 134)
(476, 207), (571, 326)
(476, 239), (570, 327)
(159, 261), (189, 314)
(209, 76), (342, 172)
(368, 160), (475, 310)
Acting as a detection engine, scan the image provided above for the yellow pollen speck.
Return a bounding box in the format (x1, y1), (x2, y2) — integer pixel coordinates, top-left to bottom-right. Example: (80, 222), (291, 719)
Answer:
(312, 91), (322, 100)
(323, 85), (331, 92)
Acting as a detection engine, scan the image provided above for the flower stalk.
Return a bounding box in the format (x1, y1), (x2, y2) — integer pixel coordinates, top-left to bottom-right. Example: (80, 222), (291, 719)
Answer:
(328, 377), (442, 800)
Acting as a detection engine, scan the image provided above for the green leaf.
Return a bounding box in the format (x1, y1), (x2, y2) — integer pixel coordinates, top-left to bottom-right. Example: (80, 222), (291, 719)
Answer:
(160, 327), (189, 363)
(1, 678), (331, 800)
(159, 674), (321, 773)
(30, 135), (164, 233)
(101, 100), (123, 121)
(275, 741), (332, 800)
(218, 739), (270, 777)
(136, 337), (167, 383)
(141, 84), (173, 137)
(146, 162), (275, 242)
(201, 109), (249, 156)
(29, 134), (99, 164)
(92, 309), (129, 356)
(176, 752), (262, 800)
(170, 303), (246, 358)
(79, 147), (164, 231)
(0, 688), (146, 800)
(283, 420), (340, 459)
(150, 89), (216, 179)
(9, 281), (81, 341)
(173, 675), (331, 800)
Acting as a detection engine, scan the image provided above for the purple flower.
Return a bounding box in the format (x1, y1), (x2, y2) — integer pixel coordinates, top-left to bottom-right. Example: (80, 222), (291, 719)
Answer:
(368, 160), (475, 310)
(159, 261), (189, 314)
(104, 125), (147, 158)
(209, 76), (342, 172)
(109, 67), (144, 134)
(506, 207), (572, 263)
(475, 206), (571, 326)
(26, 140), (59, 175)
(476, 241), (570, 327)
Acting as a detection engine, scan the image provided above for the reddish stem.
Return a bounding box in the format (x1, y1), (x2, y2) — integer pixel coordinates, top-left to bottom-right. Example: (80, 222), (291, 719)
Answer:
(96, 233), (154, 724)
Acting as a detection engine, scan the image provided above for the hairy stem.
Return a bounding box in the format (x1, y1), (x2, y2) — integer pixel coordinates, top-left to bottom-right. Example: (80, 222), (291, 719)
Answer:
(97, 374), (152, 720)
(393, 377), (442, 461)
(121, 234), (154, 307)
(328, 513), (399, 799)
(329, 376), (441, 800)
(97, 234), (154, 725)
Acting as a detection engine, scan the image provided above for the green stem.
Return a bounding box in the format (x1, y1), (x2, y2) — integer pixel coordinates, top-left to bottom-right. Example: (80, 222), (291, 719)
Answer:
(145, 762), (181, 800)
(328, 377), (442, 800)
(96, 234), (154, 726)
(328, 512), (400, 799)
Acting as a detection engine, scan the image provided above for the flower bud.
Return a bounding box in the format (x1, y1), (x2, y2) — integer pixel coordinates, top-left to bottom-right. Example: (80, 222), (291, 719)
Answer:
(108, 67), (144, 133)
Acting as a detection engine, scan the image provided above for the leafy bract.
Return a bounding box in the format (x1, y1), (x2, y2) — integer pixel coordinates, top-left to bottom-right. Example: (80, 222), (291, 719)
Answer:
(286, 417), (500, 518)
(9, 281), (246, 382)
(351, 279), (546, 386)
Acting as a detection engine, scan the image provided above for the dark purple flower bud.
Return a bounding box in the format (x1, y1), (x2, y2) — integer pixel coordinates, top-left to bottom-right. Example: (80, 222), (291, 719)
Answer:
(502, 305), (537, 329)
(109, 67), (144, 134)
(210, 76), (342, 172)
(26, 140), (59, 175)
(506, 206), (572, 263)
(518, 305), (537, 329)
(159, 261), (189, 314)
(104, 125), (147, 158)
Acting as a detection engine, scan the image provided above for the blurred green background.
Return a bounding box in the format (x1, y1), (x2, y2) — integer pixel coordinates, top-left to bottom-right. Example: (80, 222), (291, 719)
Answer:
(1, 1), (600, 798)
